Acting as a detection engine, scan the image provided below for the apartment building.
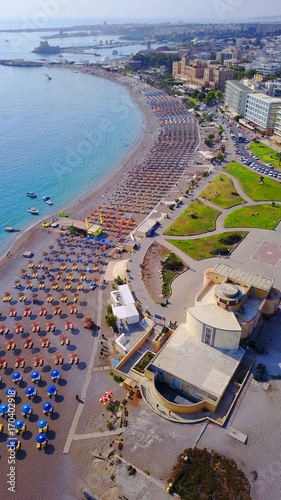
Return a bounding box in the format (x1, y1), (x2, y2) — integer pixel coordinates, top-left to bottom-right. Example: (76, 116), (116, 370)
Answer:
(244, 93), (281, 134)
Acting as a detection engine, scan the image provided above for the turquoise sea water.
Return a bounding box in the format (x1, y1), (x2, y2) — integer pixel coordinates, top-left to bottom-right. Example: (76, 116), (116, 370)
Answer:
(0, 61), (143, 253)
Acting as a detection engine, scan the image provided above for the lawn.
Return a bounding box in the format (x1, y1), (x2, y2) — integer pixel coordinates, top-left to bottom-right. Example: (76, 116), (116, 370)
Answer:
(224, 162), (281, 201)
(250, 141), (275, 157)
(224, 204), (281, 229)
(250, 142), (281, 169)
(200, 173), (245, 208)
(166, 231), (247, 260)
(164, 199), (221, 236)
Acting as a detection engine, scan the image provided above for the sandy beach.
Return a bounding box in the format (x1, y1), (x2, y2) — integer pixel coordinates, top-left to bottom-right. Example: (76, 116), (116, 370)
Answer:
(0, 68), (200, 500)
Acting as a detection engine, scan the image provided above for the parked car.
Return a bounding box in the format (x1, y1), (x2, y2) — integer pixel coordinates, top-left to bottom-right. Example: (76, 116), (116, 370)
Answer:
(253, 363), (265, 381)
(248, 339), (265, 354)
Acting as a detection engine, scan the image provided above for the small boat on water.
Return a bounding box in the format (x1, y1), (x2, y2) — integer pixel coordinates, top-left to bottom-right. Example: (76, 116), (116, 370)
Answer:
(26, 192), (37, 198)
(28, 207), (39, 215)
(5, 227), (20, 232)
(43, 196), (53, 205)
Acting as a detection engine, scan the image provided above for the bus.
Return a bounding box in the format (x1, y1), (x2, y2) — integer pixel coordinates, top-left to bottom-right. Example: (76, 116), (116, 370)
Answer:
(237, 132), (243, 142)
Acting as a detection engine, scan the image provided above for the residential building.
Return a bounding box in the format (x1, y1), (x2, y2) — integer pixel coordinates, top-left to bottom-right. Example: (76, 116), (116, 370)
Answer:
(172, 57), (233, 90)
(143, 264), (280, 414)
(244, 93), (281, 134)
(274, 108), (281, 140)
(251, 59), (281, 75)
(224, 80), (256, 116)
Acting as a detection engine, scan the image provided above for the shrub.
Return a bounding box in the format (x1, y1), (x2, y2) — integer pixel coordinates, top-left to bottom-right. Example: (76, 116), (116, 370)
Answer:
(210, 247), (229, 255)
(220, 234), (242, 245)
(106, 401), (116, 413)
(114, 275), (124, 285)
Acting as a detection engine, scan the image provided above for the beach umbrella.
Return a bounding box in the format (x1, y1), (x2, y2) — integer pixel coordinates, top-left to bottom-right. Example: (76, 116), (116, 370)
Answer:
(105, 391), (113, 399)
(11, 372), (22, 383)
(26, 386), (36, 397)
(36, 433), (47, 444)
(0, 404), (8, 415)
(99, 396), (107, 403)
(50, 369), (60, 381)
(14, 420), (25, 431)
(37, 419), (47, 430)
(30, 371), (41, 382)
(47, 385), (57, 396)
(7, 439), (19, 450)
(21, 403), (32, 415)
(6, 387), (16, 397)
(42, 402), (53, 414)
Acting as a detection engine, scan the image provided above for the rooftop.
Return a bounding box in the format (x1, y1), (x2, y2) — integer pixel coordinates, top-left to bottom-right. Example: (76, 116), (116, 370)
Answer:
(211, 264), (274, 292)
(187, 304), (241, 332)
(151, 324), (244, 400)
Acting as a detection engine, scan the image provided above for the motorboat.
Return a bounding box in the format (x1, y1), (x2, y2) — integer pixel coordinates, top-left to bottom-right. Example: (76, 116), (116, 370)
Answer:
(28, 208), (39, 215)
(26, 192), (37, 198)
(43, 196), (53, 205)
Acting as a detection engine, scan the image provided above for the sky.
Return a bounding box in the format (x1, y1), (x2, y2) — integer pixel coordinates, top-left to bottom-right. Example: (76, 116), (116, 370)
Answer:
(1, 0), (281, 24)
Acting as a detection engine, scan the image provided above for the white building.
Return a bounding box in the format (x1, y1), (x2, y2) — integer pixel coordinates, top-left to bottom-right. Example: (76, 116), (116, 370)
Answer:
(244, 93), (281, 134)
(111, 284), (139, 325)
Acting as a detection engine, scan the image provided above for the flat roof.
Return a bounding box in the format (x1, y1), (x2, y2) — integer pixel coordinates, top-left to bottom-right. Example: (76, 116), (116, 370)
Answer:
(226, 80), (249, 91)
(119, 284), (135, 305)
(70, 219), (101, 233)
(151, 324), (244, 400)
(247, 93), (281, 103)
(211, 264), (273, 292)
(187, 305), (241, 332)
(112, 303), (139, 321)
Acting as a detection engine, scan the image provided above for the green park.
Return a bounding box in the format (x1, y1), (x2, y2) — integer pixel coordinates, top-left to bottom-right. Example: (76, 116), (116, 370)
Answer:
(164, 199), (221, 236)
(250, 141), (281, 169)
(224, 162), (281, 201)
(224, 203), (281, 229)
(166, 231), (247, 260)
(200, 173), (245, 208)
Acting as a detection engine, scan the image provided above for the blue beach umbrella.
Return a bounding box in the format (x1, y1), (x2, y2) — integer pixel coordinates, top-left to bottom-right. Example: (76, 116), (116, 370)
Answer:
(36, 433), (47, 444)
(30, 371), (41, 382)
(47, 385), (57, 396)
(7, 439), (19, 449)
(12, 372), (22, 382)
(0, 404), (8, 414)
(21, 403), (32, 415)
(42, 402), (53, 413)
(14, 420), (25, 430)
(5, 387), (16, 397)
(50, 369), (60, 380)
(37, 419), (47, 430)
(26, 386), (36, 397)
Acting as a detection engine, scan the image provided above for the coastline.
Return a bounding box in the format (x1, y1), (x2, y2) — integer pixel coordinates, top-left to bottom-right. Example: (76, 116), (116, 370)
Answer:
(0, 69), (158, 270)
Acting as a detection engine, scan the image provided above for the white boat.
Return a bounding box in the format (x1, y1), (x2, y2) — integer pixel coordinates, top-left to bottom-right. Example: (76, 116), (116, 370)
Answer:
(28, 207), (39, 214)
(26, 192), (37, 198)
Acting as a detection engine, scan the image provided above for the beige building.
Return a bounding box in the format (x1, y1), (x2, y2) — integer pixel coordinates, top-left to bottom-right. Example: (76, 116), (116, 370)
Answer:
(172, 57), (233, 90)
(144, 264), (280, 414)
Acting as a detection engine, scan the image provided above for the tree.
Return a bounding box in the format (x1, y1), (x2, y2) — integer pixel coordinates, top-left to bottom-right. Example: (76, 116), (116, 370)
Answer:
(259, 176), (264, 183)
(275, 152), (281, 166)
(105, 313), (119, 333)
(197, 91), (206, 102)
(217, 153), (224, 163)
(208, 133), (214, 140)
(205, 139), (211, 146)
(215, 90), (222, 100)
(205, 91), (216, 105)
(234, 115), (241, 123)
